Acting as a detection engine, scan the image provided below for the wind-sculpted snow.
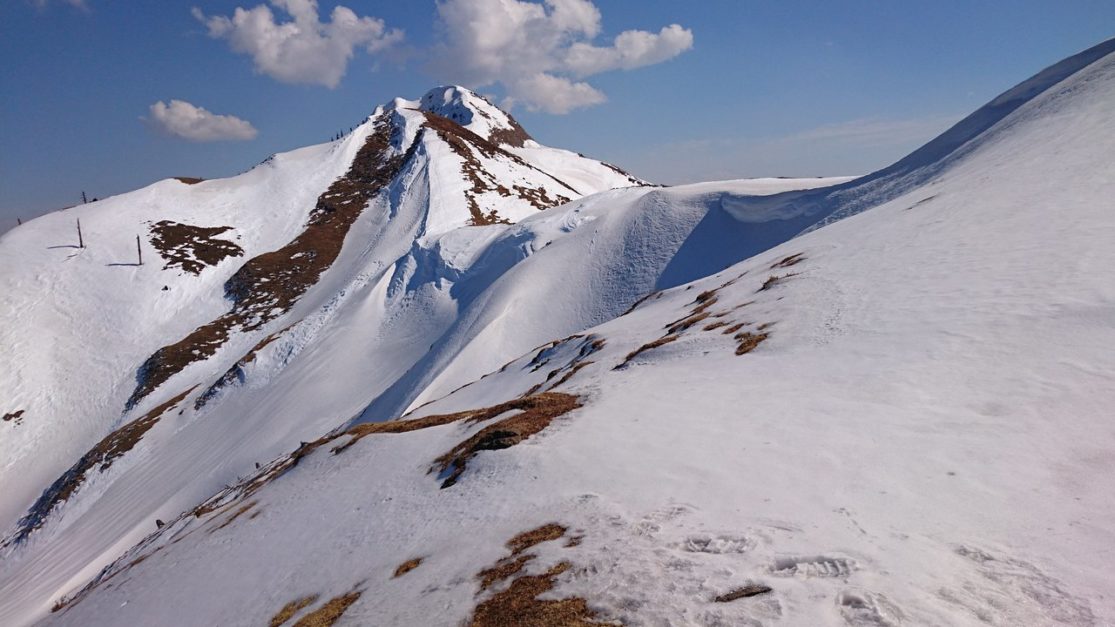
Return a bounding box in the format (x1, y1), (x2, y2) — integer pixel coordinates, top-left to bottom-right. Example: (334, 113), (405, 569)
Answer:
(4, 43), (1115, 626)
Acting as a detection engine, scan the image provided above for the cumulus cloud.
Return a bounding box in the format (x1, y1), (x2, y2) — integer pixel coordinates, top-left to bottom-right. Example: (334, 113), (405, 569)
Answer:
(431, 0), (693, 114)
(193, 0), (403, 88)
(147, 100), (259, 142)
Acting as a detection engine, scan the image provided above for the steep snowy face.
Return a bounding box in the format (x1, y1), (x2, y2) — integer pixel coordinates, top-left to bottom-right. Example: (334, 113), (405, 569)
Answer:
(40, 41), (1115, 627)
(0, 90), (644, 557)
(418, 85), (534, 148)
(0, 81), (821, 625)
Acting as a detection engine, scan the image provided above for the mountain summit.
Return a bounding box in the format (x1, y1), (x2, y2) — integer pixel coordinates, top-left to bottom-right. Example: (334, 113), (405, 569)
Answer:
(3, 40), (1115, 626)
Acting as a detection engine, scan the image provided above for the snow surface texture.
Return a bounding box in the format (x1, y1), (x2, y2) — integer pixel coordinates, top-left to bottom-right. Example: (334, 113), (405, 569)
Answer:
(3, 41), (1115, 626)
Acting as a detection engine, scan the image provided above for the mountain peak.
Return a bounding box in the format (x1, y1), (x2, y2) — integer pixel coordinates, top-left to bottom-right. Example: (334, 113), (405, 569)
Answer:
(418, 85), (533, 147)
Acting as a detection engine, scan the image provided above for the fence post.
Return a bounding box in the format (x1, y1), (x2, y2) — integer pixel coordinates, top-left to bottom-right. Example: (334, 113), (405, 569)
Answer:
(77, 219), (84, 248)
(136, 235), (143, 265)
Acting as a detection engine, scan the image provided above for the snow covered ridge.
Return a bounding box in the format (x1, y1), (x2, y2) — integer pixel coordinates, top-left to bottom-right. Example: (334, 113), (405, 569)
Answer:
(2, 40), (1115, 626)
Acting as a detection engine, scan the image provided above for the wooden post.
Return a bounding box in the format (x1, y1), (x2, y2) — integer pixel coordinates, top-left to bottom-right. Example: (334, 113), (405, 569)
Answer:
(82, 191), (88, 204)
(136, 235), (143, 265)
(16, 218), (21, 225)
(77, 219), (84, 248)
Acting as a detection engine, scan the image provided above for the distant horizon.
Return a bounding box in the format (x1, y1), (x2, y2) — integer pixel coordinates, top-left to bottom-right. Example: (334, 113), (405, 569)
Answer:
(3, 1), (1113, 233)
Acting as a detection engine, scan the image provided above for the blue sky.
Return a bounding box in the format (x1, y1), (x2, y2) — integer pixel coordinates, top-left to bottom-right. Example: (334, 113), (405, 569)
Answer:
(2, 1), (1113, 231)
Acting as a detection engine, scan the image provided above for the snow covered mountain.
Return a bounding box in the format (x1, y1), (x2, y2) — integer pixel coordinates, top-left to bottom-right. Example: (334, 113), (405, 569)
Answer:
(3, 38), (1115, 626)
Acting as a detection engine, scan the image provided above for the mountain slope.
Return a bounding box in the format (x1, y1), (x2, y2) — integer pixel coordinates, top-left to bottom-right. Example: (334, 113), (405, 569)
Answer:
(0, 84), (841, 624)
(18, 39), (1115, 627)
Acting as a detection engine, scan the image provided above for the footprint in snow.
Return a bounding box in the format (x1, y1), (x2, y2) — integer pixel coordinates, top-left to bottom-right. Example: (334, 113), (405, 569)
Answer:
(682, 534), (757, 554)
(771, 555), (856, 578)
(837, 589), (904, 626)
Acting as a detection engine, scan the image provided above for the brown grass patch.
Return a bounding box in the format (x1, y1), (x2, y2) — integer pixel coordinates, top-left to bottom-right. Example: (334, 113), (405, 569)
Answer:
(667, 311), (711, 335)
(479, 554), (534, 591)
(393, 557), (423, 578)
(433, 394), (583, 488)
(770, 253), (805, 269)
(758, 273), (797, 292)
(507, 523), (568, 555)
(694, 289), (717, 304)
(2, 409), (25, 426)
(616, 334), (679, 369)
(188, 393), (583, 519)
(471, 562), (606, 627)
(173, 177), (204, 185)
(148, 220), (244, 275)
(546, 360), (594, 391)
(713, 585), (772, 602)
(471, 523), (607, 626)
(734, 332), (769, 355)
(703, 320), (729, 331)
(4, 387), (195, 547)
(270, 594), (319, 627)
(127, 115), (418, 410)
(291, 590), (361, 627)
(722, 323), (746, 335)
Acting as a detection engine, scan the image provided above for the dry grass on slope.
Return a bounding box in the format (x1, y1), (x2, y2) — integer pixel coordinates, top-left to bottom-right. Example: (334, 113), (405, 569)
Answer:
(470, 524), (611, 627)
(270, 595), (319, 627)
(291, 591), (362, 627)
(188, 392), (583, 523)
(393, 557), (423, 578)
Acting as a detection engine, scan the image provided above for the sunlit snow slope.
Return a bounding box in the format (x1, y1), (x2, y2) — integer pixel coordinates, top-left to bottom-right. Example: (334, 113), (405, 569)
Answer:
(0, 86), (838, 625)
(4, 38), (1115, 627)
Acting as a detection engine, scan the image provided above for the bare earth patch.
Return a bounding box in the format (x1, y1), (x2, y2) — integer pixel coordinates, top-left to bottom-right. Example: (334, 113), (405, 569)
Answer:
(2, 409), (25, 426)
(148, 220), (244, 275)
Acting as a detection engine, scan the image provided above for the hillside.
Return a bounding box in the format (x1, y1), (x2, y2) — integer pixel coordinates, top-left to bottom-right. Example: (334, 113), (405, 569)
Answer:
(3, 39), (1115, 627)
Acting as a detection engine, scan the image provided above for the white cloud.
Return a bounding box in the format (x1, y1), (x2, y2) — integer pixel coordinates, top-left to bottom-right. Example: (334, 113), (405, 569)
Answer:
(431, 0), (693, 114)
(193, 0), (403, 89)
(564, 24), (693, 76)
(147, 100), (259, 142)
